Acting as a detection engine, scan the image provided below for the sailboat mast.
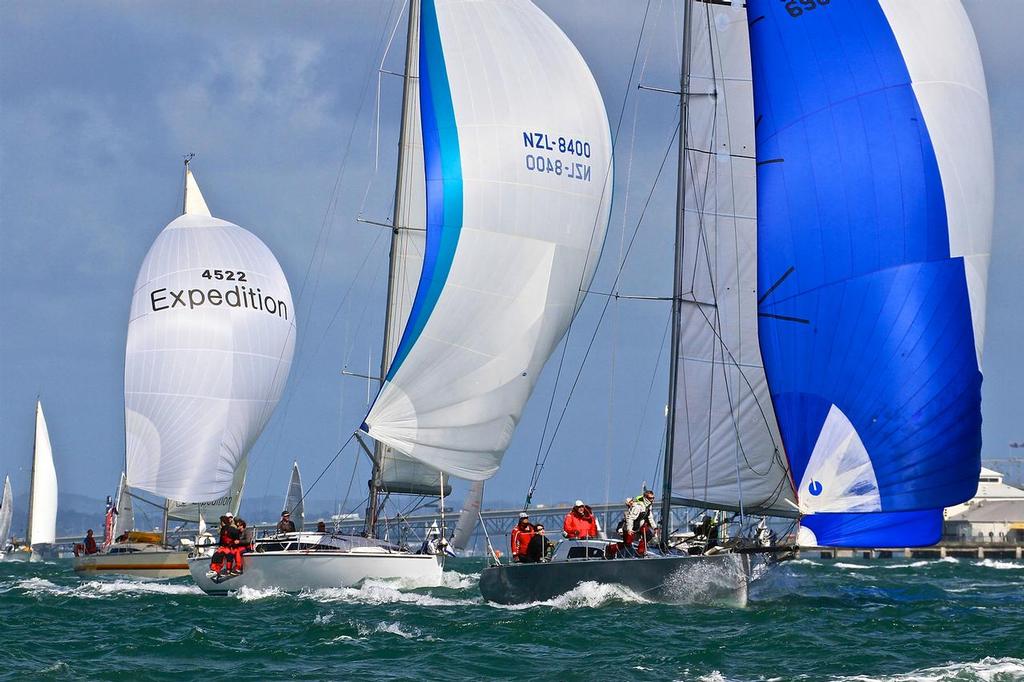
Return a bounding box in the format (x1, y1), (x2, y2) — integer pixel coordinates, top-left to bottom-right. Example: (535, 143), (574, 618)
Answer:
(181, 153), (194, 215)
(367, 0), (421, 538)
(661, 0), (695, 550)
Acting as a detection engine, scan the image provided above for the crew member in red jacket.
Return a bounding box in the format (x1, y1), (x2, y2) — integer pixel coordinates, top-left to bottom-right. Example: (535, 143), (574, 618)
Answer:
(510, 513), (535, 562)
(562, 500), (599, 539)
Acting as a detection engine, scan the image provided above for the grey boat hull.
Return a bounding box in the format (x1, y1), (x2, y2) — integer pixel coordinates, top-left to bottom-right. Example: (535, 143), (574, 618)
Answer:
(479, 552), (750, 606)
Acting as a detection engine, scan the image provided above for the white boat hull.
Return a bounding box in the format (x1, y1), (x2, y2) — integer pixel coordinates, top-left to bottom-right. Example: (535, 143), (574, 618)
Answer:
(188, 547), (443, 595)
(73, 549), (190, 579)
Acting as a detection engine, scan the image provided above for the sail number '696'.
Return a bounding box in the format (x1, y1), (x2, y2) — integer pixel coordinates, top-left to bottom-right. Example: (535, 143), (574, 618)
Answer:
(782, 0), (831, 18)
(522, 131), (592, 183)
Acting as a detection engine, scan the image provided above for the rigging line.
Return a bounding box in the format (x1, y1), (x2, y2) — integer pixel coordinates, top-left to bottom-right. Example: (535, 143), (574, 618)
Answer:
(525, 0), (655, 508)
(527, 120), (682, 500)
(288, 433), (357, 515)
(624, 314), (672, 481)
(375, 0), (408, 172)
(256, 5), (399, 501)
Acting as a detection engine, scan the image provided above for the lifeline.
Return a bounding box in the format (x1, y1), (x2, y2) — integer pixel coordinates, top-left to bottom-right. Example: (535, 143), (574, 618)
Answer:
(150, 285), (289, 320)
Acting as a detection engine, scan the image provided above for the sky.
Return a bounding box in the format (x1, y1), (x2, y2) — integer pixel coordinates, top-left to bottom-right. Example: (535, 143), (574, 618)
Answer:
(1, 1), (1021, 520)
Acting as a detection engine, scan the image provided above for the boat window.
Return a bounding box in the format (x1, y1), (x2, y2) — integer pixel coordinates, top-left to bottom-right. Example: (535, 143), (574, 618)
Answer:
(108, 547), (140, 554)
(567, 546), (606, 559)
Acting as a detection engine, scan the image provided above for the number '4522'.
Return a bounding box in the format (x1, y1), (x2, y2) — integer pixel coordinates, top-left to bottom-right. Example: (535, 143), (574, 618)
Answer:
(201, 269), (247, 282)
(784, 0), (830, 18)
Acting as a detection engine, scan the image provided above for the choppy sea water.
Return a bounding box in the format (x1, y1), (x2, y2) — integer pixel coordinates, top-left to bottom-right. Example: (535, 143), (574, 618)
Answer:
(1, 557), (1022, 681)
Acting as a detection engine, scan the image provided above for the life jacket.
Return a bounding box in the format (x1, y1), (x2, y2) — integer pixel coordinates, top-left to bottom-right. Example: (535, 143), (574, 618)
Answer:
(510, 523), (534, 556)
(563, 507), (599, 539)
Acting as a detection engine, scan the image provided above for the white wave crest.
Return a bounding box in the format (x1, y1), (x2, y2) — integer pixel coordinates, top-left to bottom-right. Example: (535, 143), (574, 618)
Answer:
(836, 656), (1024, 681)
(356, 621), (423, 640)
(439, 571), (478, 590)
(12, 577), (200, 599)
(787, 559), (823, 567)
(833, 562), (873, 570)
(234, 585), (285, 602)
(300, 581), (480, 608)
(974, 559), (1024, 570)
(490, 580), (648, 611)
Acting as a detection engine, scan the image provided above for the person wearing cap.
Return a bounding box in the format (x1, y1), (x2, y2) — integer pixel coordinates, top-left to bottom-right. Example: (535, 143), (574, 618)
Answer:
(624, 490), (658, 556)
(510, 512), (535, 562)
(276, 510), (297, 534)
(562, 499), (599, 540)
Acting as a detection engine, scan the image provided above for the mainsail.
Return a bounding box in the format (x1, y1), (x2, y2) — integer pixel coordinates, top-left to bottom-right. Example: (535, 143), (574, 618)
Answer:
(28, 401), (58, 546)
(362, 0), (613, 481)
(0, 476), (13, 548)
(671, 0), (796, 517)
(124, 167), (296, 503)
(451, 480), (484, 551)
(284, 461), (305, 531)
(748, 0), (992, 544)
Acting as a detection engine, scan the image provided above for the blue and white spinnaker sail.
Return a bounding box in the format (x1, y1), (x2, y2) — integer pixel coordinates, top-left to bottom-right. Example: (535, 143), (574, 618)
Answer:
(362, 0), (613, 481)
(749, 0), (993, 544)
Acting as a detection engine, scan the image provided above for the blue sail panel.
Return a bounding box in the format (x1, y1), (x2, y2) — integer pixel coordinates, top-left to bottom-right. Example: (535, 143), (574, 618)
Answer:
(801, 510), (942, 548)
(385, 0), (463, 382)
(748, 0), (982, 514)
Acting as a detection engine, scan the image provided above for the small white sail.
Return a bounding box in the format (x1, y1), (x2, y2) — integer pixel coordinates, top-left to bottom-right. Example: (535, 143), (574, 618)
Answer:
(284, 461), (305, 531)
(451, 480), (483, 551)
(125, 170), (296, 503)
(28, 401), (58, 546)
(670, 1), (796, 516)
(111, 472), (135, 539)
(363, 0), (613, 480)
(0, 476), (13, 549)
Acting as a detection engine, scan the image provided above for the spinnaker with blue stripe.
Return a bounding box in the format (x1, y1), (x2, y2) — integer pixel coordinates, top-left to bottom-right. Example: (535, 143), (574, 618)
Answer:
(361, 0), (613, 483)
(747, 0), (993, 546)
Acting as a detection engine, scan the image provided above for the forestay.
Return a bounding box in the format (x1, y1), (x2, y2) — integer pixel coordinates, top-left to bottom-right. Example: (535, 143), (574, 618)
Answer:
(29, 401), (58, 546)
(671, 0), (796, 517)
(749, 0), (992, 530)
(362, 0), (613, 480)
(125, 170), (296, 503)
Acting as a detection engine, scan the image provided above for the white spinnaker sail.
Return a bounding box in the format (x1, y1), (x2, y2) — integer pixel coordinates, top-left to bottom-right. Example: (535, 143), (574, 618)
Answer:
(28, 401), (58, 546)
(671, 2), (796, 516)
(112, 472), (135, 539)
(451, 480), (483, 551)
(0, 476), (13, 548)
(363, 0), (613, 480)
(125, 169), (296, 503)
(165, 457), (247, 523)
(284, 461), (305, 530)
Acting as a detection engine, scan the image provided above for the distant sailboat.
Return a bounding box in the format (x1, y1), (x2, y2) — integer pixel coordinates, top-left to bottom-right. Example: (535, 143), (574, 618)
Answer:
(76, 159), (296, 579)
(480, 0), (993, 604)
(6, 401), (60, 562)
(0, 476), (14, 557)
(283, 461), (305, 532)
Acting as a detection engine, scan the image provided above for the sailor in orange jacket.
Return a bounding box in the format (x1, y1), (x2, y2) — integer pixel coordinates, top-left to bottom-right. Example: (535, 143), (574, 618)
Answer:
(562, 500), (599, 539)
(510, 513), (535, 562)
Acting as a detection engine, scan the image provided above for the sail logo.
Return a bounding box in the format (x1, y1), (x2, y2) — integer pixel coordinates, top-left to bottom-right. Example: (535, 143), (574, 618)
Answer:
(808, 480), (823, 496)
(150, 285), (289, 320)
